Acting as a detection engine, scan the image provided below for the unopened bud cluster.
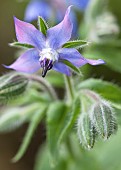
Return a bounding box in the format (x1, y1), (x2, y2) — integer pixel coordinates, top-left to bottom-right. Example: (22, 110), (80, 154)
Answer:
(77, 90), (118, 149)
(0, 72), (28, 103)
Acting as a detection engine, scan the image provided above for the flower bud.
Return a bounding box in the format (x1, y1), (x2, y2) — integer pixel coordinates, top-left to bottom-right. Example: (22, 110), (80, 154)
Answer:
(90, 100), (118, 140)
(77, 90), (118, 149)
(0, 72), (28, 103)
(77, 113), (96, 149)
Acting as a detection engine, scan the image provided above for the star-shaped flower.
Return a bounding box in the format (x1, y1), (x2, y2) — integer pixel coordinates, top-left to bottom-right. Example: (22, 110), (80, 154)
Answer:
(5, 6), (104, 77)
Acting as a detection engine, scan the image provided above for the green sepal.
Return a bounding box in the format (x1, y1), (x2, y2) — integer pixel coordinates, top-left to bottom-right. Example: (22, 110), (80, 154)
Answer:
(9, 42), (34, 49)
(62, 40), (90, 49)
(38, 16), (48, 35)
(61, 60), (82, 75)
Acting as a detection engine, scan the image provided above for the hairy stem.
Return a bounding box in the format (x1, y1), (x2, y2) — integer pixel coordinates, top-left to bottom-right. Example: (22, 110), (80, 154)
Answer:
(64, 76), (74, 103)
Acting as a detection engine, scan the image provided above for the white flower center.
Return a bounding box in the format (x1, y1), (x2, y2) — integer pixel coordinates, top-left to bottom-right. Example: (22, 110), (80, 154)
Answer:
(39, 48), (58, 62)
(39, 48), (59, 77)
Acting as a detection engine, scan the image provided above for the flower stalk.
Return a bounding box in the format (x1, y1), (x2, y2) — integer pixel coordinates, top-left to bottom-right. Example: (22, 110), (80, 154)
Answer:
(64, 75), (74, 103)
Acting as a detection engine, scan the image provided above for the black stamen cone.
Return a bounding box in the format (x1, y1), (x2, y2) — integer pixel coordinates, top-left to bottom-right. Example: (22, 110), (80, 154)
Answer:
(42, 67), (48, 77)
(40, 58), (53, 77)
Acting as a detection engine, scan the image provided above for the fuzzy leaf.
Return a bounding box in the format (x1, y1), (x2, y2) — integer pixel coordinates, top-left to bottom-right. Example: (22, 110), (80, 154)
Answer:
(78, 78), (121, 108)
(34, 145), (51, 170)
(58, 96), (81, 144)
(62, 40), (90, 49)
(34, 144), (68, 170)
(9, 42), (34, 49)
(38, 16), (48, 35)
(0, 104), (40, 132)
(46, 101), (69, 166)
(12, 106), (46, 162)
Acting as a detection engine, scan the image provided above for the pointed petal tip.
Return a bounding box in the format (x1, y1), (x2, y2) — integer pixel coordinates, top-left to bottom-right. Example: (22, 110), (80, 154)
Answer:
(66, 5), (73, 15)
(68, 5), (73, 9)
(47, 5), (73, 49)
(13, 16), (22, 28)
(13, 16), (19, 23)
(2, 64), (11, 69)
(13, 16), (16, 20)
(97, 59), (105, 64)
(87, 59), (105, 66)
(13, 16), (45, 49)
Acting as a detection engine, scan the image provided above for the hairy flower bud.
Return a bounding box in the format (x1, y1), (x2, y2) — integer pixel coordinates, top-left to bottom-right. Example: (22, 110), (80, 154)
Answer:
(77, 89), (118, 149)
(77, 113), (96, 149)
(90, 100), (118, 140)
(0, 72), (28, 103)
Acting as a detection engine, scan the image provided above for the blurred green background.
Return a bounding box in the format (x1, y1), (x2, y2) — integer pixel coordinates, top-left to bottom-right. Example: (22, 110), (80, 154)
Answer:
(0, 0), (121, 170)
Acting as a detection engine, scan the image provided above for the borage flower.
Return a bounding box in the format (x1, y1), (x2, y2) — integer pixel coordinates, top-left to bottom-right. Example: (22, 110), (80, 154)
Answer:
(5, 6), (105, 77)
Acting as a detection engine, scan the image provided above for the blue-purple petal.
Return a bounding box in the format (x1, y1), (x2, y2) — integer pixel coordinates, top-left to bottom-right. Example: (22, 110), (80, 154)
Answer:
(70, 11), (78, 37)
(86, 59), (105, 65)
(58, 48), (87, 67)
(58, 48), (105, 68)
(53, 62), (71, 76)
(4, 49), (41, 73)
(47, 6), (73, 49)
(14, 17), (45, 50)
(24, 0), (52, 22)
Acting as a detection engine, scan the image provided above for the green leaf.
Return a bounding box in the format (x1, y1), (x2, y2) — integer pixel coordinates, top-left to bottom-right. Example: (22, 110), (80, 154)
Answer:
(38, 16), (48, 35)
(34, 144), (68, 170)
(62, 40), (90, 49)
(78, 78), (121, 108)
(58, 96), (81, 144)
(34, 145), (51, 170)
(0, 104), (40, 132)
(9, 42), (34, 49)
(12, 106), (46, 162)
(61, 60), (82, 75)
(46, 101), (69, 166)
